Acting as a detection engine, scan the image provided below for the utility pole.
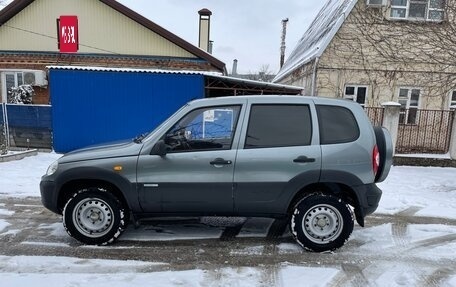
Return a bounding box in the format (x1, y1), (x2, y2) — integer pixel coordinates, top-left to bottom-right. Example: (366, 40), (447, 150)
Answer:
(280, 18), (289, 69)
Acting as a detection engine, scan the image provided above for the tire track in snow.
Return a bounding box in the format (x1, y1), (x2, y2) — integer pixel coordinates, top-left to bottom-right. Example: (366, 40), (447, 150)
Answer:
(391, 221), (410, 247)
(0, 198), (61, 245)
(330, 263), (372, 287)
(203, 268), (223, 285)
(405, 233), (456, 251)
(391, 207), (422, 248)
(395, 206), (423, 217)
(259, 264), (280, 287)
(416, 267), (455, 287)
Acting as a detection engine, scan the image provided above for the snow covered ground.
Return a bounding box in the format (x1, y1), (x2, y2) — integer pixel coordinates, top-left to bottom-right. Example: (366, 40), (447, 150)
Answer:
(0, 152), (455, 286)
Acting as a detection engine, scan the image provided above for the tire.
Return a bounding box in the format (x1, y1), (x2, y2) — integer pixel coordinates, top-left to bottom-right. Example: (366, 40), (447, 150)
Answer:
(290, 193), (354, 252)
(63, 187), (128, 245)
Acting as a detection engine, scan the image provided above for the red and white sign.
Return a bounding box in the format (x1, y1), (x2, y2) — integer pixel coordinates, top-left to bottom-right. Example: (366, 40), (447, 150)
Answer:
(58, 16), (79, 53)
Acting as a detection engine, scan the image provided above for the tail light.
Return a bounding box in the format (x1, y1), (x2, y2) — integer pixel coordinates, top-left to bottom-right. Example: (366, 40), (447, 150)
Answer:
(373, 145), (380, 176)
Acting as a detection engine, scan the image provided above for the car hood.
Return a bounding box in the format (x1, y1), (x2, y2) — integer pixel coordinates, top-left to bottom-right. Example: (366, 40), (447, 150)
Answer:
(59, 139), (142, 164)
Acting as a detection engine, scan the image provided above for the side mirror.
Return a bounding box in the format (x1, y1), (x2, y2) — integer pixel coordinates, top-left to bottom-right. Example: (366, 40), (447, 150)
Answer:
(151, 140), (167, 156)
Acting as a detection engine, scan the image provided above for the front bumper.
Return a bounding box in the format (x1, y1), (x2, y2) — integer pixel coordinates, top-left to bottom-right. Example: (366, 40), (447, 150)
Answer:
(40, 179), (60, 214)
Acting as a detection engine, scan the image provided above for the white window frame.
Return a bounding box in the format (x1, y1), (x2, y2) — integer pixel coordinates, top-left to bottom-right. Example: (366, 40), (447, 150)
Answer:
(390, 0), (408, 19)
(427, 0), (445, 21)
(1, 71), (24, 103)
(449, 90), (456, 109)
(367, 0), (387, 6)
(389, 0), (445, 21)
(398, 87), (421, 124)
(343, 85), (368, 107)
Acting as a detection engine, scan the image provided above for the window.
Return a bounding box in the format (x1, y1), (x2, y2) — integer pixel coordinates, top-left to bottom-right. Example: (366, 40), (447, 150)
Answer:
(245, 105), (312, 149)
(450, 90), (456, 108)
(344, 85), (367, 107)
(390, 0), (445, 21)
(429, 0), (445, 20)
(164, 105), (240, 152)
(398, 88), (420, 124)
(316, 105), (360, 144)
(367, 0), (385, 5)
(3, 72), (24, 103)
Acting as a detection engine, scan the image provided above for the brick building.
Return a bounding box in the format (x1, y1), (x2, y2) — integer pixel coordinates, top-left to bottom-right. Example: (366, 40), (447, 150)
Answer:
(0, 0), (225, 104)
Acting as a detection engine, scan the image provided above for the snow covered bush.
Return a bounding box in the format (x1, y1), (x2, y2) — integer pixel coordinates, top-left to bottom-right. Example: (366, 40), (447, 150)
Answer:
(7, 85), (35, 104)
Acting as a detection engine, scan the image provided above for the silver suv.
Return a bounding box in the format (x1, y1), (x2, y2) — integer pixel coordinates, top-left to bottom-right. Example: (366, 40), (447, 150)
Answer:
(40, 95), (392, 252)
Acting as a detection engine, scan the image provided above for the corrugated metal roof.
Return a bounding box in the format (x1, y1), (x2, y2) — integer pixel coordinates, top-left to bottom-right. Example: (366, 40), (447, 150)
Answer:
(47, 65), (303, 91)
(47, 65), (223, 76)
(274, 0), (357, 82)
(205, 74), (303, 91)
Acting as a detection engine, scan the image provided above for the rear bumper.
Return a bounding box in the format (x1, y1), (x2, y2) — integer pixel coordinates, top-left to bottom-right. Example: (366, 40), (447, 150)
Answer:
(352, 183), (382, 226)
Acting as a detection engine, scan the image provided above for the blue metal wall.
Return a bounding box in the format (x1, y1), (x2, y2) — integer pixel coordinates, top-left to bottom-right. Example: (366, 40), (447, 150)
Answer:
(1, 104), (52, 149)
(49, 69), (204, 153)
(6, 104), (52, 129)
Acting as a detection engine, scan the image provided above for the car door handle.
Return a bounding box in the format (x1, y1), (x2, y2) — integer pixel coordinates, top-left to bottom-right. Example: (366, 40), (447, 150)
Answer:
(210, 158), (232, 165)
(293, 156), (316, 163)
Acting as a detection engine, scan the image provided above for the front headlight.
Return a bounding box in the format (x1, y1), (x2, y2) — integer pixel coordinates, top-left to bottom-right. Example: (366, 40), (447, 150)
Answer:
(46, 160), (59, 176)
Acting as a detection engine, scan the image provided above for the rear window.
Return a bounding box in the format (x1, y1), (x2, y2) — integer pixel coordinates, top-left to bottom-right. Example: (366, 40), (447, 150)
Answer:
(316, 105), (359, 144)
(245, 104), (312, 148)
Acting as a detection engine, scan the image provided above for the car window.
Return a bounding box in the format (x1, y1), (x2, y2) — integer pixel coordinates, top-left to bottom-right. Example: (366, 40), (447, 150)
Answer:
(316, 105), (360, 144)
(245, 104), (312, 149)
(164, 105), (241, 152)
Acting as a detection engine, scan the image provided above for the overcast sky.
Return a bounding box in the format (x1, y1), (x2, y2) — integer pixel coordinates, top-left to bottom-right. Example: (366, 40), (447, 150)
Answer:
(0, 0), (326, 74)
(116, 0), (326, 74)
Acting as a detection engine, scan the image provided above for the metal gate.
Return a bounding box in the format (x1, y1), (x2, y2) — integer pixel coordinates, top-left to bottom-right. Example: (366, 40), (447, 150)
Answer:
(0, 103), (52, 150)
(396, 109), (454, 154)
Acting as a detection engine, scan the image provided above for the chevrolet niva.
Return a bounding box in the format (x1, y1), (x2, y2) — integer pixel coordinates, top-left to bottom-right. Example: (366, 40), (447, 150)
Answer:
(41, 95), (392, 252)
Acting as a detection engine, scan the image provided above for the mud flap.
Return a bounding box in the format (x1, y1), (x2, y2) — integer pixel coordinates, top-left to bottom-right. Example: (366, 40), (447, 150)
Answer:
(354, 207), (365, 227)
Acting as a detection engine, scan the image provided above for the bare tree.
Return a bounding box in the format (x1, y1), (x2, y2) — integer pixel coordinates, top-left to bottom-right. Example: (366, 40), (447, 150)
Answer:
(318, 0), (456, 109)
(246, 65), (275, 82)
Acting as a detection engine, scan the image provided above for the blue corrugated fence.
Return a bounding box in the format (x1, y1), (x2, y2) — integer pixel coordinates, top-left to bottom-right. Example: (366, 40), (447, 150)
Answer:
(2, 104), (52, 149)
(50, 69), (204, 153)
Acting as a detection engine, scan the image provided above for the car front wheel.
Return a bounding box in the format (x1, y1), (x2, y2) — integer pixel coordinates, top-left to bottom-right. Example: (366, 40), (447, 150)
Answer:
(63, 187), (128, 245)
(290, 193), (354, 252)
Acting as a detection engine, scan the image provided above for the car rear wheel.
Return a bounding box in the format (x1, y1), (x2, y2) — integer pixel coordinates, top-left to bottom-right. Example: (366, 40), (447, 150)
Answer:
(290, 193), (354, 252)
(63, 187), (128, 245)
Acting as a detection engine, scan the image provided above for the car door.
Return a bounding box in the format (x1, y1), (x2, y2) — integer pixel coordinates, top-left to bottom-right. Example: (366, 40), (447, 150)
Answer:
(234, 100), (321, 215)
(137, 104), (243, 214)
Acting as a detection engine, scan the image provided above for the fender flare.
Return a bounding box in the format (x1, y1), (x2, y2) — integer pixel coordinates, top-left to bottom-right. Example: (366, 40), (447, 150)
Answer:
(284, 170), (367, 225)
(54, 167), (140, 212)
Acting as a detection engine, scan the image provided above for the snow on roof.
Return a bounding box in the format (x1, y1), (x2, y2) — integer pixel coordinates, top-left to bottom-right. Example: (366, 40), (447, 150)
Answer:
(46, 65), (223, 76)
(46, 66), (303, 91)
(273, 0), (357, 82)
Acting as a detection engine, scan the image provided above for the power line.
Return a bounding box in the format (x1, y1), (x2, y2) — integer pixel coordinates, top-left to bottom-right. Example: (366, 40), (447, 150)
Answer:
(1, 23), (122, 55)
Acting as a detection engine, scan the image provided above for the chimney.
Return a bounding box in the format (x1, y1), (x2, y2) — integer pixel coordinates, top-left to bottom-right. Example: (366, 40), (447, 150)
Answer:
(198, 8), (212, 53)
(232, 59), (238, 76)
(208, 40), (214, 54)
(280, 18), (289, 68)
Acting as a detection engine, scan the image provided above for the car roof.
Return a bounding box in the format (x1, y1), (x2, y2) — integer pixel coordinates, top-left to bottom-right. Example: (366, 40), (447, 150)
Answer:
(188, 95), (361, 108)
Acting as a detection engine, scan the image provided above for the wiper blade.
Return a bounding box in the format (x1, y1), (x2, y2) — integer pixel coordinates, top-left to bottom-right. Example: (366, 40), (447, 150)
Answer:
(133, 133), (148, 143)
